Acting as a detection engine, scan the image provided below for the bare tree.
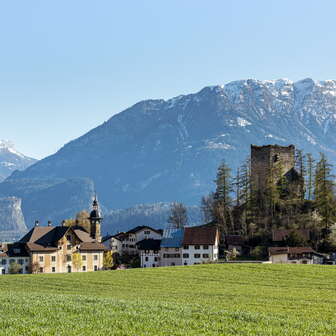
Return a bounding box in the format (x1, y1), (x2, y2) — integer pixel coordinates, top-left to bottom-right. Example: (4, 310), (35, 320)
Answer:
(168, 202), (188, 228)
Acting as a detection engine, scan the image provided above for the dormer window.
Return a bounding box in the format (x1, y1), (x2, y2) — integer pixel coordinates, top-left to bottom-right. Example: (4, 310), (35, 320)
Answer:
(273, 154), (279, 163)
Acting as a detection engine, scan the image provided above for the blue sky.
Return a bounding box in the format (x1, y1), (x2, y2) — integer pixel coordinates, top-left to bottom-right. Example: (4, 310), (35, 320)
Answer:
(0, 0), (335, 158)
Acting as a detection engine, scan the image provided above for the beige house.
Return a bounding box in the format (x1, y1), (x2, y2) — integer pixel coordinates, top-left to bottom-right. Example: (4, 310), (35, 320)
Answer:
(0, 198), (106, 274)
(268, 247), (324, 264)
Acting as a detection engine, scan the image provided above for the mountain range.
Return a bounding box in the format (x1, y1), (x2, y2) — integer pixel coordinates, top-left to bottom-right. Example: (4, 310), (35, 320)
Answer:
(0, 140), (36, 181)
(2, 78), (336, 235)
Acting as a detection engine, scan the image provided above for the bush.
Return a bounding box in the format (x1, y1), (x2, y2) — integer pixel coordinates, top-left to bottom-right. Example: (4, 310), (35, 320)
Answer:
(8, 262), (22, 274)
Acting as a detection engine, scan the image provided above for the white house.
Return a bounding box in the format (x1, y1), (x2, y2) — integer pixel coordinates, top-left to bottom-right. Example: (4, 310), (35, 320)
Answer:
(268, 247), (324, 264)
(102, 234), (123, 254)
(0, 243), (31, 274)
(136, 239), (161, 268)
(182, 225), (219, 266)
(160, 228), (184, 267)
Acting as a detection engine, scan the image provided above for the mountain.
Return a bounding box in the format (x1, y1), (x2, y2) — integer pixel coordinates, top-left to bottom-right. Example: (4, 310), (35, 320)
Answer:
(0, 140), (37, 181)
(0, 197), (27, 241)
(104, 203), (202, 235)
(2, 78), (336, 231)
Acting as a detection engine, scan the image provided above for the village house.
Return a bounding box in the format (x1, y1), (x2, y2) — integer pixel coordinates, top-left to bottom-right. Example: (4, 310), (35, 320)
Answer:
(0, 198), (106, 274)
(268, 247), (324, 264)
(102, 226), (162, 256)
(160, 227), (184, 267)
(182, 225), (219, 265)
(225, 235), (245, 255)
(137, 238), (161, 268)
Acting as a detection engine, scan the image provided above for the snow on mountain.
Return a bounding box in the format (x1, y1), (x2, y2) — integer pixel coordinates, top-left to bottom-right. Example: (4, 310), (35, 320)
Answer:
(2, 78), (336, 231)
(0, 140), (37, 181)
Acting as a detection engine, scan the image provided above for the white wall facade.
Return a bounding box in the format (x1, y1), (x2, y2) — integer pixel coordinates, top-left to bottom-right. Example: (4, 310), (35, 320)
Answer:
(159, 247), (182, 267)
(0, 256), (30, 274)
(140, 250), (160, 268)
(182, 244), (218, 265)
(135, 229), (162, 242)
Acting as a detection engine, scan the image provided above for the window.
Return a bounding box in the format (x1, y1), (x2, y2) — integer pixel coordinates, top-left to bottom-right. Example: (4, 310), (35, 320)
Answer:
(39, 267), (44, 273)
(203, 254), (209, 258)
(13, 248), (20, 254)
(10, 259), (15, 264)
(18, 259), (24, 265)
(39, 256), (44, 262)
(194, 254), (201, 258)
(194, 245), (200, 250)
(154, 257), (158, 262)
(183, 245), (189, 250)
(25, 266), (29, 272)
(1, 269), (5, 274)
(67, 244), (71, 250)
(154, 250), (159, 254)
(94, 265), (98, 271)
(144, 230), (150, 235)
(94, 255), (98, 261)
(183, 253), (189, 258)
(52, 267), (56, 273)
(66, 255), (72, 262)
(82, 255), (86, 261)
(203, 245), (209, 250)
(82, 266), (86, 271)
(1, 259), (7, 265)
(51, 256), (56, 262)
(145, 257), (148, 262)
(175, 248), (179, 252)
(66, 235), (71, 241)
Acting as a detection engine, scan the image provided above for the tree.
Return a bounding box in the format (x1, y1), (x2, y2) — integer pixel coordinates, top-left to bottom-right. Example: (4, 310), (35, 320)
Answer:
(200, 193), (215, 224)
(213, 161), (233, 236)
(8, 262), (22, 274)
(306, 153), (315, 201)
(72, 253), (82, 271)
(314, 153), (336, 230)
(30, 261), (40, 274)
(168, 202), (188, 228)
(103, 251), (114, 270)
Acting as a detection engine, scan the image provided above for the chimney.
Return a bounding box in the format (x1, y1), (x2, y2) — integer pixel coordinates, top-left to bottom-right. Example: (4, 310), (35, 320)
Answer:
(62, 220), (66, 227)
(34, 220), (39, 227)
(47, 220), (52, 227)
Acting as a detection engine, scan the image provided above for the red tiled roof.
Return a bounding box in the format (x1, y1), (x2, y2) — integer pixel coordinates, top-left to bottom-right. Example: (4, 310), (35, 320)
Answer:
(182, 225), (218, 245)
(269, 246), (315, 256)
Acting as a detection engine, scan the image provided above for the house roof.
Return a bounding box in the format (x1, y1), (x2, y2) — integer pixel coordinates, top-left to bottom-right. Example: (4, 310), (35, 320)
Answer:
(136, 239), (161, 251)
(269, 246), (316, 256)
(126, 226), (162, 235)
(18, 224), (104, 253)
(0, 242), (30, 257)
(272, 229), (310, 242)
(183, 225), (218, 245)
(161, 228), (184, 248)
(226, 235), (244, 246)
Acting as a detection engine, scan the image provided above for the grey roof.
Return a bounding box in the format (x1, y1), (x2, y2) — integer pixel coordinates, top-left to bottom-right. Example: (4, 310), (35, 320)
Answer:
(160, 228), (184, 248)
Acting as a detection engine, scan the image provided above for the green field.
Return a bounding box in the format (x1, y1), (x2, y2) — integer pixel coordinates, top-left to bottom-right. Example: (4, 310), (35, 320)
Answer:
(1, 264), (336, 335)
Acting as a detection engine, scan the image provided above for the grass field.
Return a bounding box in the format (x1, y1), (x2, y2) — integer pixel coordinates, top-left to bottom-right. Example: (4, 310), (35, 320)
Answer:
(1, 264), (336, 335)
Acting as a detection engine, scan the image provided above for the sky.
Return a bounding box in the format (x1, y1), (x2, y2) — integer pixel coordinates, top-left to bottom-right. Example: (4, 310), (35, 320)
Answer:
(0, 0), (336, 159)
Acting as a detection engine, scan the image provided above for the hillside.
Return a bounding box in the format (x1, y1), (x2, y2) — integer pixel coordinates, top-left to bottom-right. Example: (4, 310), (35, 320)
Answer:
(3, 78), (336, 229)
(0, 264), (335, 335)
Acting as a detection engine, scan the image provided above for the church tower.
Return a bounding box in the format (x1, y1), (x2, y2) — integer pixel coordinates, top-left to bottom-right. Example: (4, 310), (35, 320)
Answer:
(89, 196), (102, 242)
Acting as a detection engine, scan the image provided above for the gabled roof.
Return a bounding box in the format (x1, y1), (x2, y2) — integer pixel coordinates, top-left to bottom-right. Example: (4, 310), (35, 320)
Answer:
(183, 225), (218, 245)
(161, 228), (184, 248)
(126, 225), (162, 235)
(79, 242), (106, 251)
(19, 226), (54, 243)
(226, 235), (244, 246)
(136, 239), (161, 251)
(0, 242), (30, 257)
(269, 246), (316, 256)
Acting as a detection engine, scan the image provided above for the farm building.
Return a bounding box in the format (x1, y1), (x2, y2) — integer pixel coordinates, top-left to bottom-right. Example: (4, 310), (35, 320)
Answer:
(268, 247), (324, 264)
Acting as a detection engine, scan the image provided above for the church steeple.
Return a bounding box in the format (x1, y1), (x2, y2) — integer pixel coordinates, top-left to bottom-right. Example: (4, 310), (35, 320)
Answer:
(89, 195), (102, 242)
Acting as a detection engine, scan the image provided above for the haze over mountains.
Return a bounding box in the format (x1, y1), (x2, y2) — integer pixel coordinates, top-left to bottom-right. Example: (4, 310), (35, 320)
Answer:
(2, 78), (336, 236)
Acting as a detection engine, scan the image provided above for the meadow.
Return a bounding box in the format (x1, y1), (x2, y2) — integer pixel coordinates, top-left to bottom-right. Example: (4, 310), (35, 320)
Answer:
(0, 264), (336, 335)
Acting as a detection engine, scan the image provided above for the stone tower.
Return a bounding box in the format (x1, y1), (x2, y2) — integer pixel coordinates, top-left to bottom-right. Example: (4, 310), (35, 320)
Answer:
(89, 196), (102, 242)
(250, 144), (297, 196)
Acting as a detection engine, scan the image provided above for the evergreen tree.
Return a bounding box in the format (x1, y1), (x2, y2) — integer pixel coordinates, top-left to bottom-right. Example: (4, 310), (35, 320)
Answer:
(213, 161), (233, 235)
(314, 153), (336, 230)
(306, 153), (315, 200)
